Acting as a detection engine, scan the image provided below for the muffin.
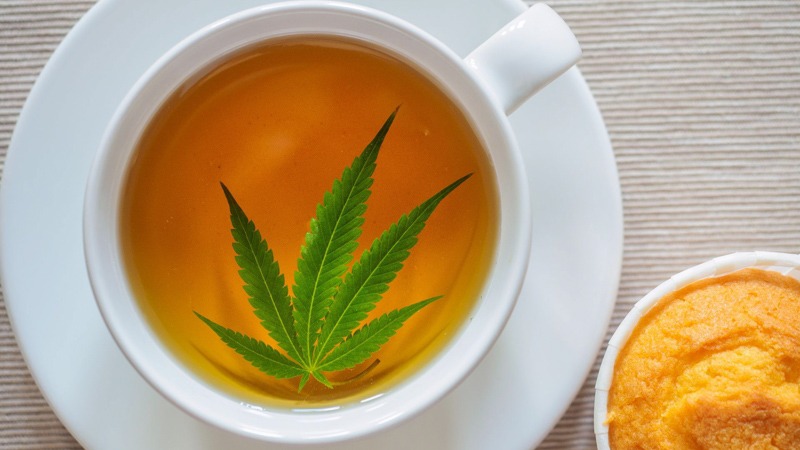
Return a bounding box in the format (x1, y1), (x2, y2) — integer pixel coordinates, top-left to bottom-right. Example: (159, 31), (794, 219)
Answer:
(595, 252), (800, 449)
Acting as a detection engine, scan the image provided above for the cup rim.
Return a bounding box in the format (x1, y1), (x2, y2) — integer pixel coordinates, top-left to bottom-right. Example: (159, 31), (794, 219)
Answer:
(593, 251), (800, 449)
(83, 0), (532, 444)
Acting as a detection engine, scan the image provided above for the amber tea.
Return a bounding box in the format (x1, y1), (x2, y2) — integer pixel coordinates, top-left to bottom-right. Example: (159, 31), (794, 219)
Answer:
(120, 36), (498, 407)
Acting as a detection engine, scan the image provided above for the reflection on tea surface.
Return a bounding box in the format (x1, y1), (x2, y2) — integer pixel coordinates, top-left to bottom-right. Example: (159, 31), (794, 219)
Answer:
(121, 36), (497, 407)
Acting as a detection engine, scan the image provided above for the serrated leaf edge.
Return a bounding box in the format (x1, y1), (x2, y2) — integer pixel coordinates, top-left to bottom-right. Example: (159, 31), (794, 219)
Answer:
(313, 174), (472, 365)
(293, 109), (399, 365)
(318, 296), (442, 372)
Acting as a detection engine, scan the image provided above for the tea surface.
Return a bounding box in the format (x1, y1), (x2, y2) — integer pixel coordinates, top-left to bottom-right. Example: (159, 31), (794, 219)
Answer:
(121, 36), (497, 406)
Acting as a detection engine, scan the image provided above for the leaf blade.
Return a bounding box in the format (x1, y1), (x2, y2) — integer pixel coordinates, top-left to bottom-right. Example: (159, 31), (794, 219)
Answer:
(318, 296), (441, 373)
(293, 109), (398, 365)
(221, 183), (304, 365)
(314, 174), (471, 363)
(195, 312), (306, 379)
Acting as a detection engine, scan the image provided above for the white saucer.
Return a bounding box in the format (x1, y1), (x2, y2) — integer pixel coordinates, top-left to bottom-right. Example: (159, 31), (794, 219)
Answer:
(0, 0), (622, 448)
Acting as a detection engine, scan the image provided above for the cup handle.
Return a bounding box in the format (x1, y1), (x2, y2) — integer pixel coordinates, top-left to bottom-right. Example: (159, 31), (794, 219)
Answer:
(465, 3), (581, 115)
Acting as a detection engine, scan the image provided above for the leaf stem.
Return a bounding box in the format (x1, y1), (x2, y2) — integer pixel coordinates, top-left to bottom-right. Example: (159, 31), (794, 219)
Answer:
(329, 359), (381, 386)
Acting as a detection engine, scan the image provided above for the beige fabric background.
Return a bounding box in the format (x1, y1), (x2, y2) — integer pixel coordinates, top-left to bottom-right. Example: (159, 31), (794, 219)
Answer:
(1, 0), (799, 448)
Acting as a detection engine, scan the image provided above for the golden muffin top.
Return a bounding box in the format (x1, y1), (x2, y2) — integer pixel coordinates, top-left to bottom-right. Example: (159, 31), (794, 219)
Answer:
(607, 268), (800, 449)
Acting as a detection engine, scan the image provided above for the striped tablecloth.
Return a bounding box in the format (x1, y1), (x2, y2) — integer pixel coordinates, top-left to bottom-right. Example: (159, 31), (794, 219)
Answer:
(2, 1), (799, 448)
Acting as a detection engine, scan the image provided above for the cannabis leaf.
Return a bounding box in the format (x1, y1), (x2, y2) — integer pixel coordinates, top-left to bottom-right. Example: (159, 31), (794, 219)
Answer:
(196, 109), (470, 391)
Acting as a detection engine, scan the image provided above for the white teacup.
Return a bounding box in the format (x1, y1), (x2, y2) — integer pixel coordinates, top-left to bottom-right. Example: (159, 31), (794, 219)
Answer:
(84, 1), (580, 444)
